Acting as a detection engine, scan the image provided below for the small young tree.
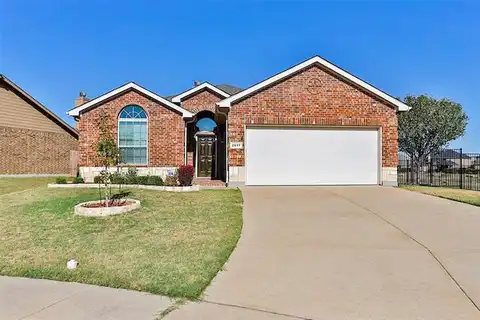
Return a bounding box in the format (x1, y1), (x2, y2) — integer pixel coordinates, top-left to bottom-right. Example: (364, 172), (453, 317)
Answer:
(95, 111), (122, 205)
(398, 95), (468, 183)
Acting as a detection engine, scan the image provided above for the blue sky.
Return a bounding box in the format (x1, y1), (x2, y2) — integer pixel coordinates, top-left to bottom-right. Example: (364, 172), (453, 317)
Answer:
(1, 1), (479, 150)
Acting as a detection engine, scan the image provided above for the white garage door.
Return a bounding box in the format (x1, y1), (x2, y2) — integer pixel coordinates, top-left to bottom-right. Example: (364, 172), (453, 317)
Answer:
(245, 127), (379, 186)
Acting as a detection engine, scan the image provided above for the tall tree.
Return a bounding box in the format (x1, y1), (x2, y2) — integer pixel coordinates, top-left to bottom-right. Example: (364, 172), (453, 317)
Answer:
(398, 94), (468, 183)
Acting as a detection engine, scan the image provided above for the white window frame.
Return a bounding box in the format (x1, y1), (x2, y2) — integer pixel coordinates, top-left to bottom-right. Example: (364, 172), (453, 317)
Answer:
(118, 111), (149, 166)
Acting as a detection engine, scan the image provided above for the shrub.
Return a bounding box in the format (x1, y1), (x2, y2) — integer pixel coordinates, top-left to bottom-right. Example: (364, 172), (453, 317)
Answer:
(110, 172), (125, 184)
(72, 177), (84, 184)
(93, 175), (102, 184)
(125, 167), (138, 184)
(178, 165), (194, 186)
(397, 166), (410, 173)
(55, 177), (67, 184)
(164, 175), (178, 186)
(465, 168), (480, 174)
(146, 175), (163, 186)
(136, 175), (149, 185)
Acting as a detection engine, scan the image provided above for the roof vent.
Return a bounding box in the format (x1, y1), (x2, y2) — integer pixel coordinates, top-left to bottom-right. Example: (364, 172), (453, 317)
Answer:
(194, 80), (201, 87)
(79, 91), (87, 97)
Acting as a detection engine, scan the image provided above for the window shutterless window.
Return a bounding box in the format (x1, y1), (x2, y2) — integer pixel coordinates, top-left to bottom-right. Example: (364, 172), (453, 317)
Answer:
(118, 105), (148, 165)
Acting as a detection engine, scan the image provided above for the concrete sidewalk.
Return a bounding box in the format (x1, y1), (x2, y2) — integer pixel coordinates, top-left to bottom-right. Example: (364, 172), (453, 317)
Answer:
(0, 276), (172, 320)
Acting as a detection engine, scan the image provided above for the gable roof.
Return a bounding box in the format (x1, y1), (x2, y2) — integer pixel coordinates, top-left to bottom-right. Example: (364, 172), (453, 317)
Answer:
(68, 82), (194, 117)
(217, 55), (411, 111)
(164, 83), (242, 102)
(171, 82), (231, 103)
(432, 149), (471, 159)
(0, 74), (78, 138)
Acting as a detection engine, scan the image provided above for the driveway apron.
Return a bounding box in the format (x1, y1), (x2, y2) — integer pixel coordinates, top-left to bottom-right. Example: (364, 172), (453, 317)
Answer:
(168, 187), (480, 320)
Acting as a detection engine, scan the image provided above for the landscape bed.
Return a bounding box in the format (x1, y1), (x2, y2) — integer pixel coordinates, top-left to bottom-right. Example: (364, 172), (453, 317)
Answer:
(0, 178), (243, 299)
(48, 183), (200, 192)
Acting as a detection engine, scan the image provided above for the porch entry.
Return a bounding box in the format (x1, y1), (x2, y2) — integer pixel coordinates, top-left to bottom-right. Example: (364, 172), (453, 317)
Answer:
(186, 110), (227, 181)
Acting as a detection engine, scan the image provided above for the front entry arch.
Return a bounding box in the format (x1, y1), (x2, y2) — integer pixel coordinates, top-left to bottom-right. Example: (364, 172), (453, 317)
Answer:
(185, 110), (226, 181)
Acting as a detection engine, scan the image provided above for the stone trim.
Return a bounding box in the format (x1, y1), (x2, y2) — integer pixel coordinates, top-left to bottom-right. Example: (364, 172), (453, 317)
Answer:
(75, 199), (141, 217)
(79, 166), (178, 183)
(228, 166), (245, 182)
(381, 167), (398, 186)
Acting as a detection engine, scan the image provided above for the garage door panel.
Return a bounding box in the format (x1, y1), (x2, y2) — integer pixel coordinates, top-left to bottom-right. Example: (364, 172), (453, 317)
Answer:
(245, 128), (379, 186)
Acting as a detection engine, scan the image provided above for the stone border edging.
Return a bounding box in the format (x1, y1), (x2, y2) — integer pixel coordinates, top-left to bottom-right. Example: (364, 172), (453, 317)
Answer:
(48, 183), (200, 192)
(75, 199), (141, 217)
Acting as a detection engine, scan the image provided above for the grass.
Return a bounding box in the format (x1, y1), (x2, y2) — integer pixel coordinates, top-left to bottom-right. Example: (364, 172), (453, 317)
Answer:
(0, 177), (56, 195)
(0, 181), (243, 299)
(401, 185), (480, 206)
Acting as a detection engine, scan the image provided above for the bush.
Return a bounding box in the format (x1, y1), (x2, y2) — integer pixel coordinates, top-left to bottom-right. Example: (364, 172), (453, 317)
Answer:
(125, 167), (138, 184)
(55, 177), (67, 184)
(110, 172), (125, 184)
(146, 175), (163, 186)
(397, 166), (410, 173)
(93, 175), (102, 184)
(178, 165), (194, 186)
(465, 168), (480, 174)
(164, 175), (178, 186)
(136, 175), (149, 185)
(72, 177), (84, 184)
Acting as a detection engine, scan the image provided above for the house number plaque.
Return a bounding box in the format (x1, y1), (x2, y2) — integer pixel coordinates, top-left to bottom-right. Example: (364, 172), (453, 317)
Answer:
(230, 141), (243, 149)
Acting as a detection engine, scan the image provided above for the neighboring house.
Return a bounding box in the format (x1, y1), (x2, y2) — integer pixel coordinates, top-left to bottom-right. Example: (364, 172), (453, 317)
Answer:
(68, 55), (410, 186)
(431, 149), (473, 169)
(474, 156), (480, 169)
(0, 75), (79, 175)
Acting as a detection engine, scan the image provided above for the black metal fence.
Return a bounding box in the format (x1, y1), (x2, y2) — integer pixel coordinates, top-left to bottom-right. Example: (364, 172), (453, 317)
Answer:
(398, 148), (480, 191)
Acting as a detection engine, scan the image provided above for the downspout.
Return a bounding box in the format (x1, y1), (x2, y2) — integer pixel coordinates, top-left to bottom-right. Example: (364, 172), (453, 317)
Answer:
(184, 124), (187, 165)
(216, 107), (229, 186)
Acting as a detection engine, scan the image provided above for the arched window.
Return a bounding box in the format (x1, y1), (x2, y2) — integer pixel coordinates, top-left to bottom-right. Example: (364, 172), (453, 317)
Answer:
(196, 118), (217, 132)
(118, 105), (148, 165)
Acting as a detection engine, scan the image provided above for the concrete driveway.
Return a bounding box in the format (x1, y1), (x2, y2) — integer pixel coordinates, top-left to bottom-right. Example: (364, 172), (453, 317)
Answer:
(168, 187), (480, 320)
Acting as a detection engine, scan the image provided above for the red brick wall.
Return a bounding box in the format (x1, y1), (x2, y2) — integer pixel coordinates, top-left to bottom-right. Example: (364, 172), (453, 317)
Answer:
(77, 90), (185, 167)
(0, 126), (78, 174)
(228, 65), (398, 167)
(181, 89), (223, 113)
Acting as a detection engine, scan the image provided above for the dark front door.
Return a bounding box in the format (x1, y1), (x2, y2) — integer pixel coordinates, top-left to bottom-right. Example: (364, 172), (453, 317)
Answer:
(197, 135), (215, 177)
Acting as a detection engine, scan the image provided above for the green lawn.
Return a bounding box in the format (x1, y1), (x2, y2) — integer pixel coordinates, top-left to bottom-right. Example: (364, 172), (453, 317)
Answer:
(401, 185), (480, 206)
(0, 180), (243, 299)
(0, 177), (55, 195)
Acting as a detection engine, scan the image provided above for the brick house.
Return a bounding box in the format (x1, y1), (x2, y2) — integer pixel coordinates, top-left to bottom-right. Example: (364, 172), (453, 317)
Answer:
(68, 56), (410, 186)
(0, 75), (78, 175)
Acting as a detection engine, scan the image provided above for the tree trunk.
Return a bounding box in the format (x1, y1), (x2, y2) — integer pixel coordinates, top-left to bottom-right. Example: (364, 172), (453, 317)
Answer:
(410, 157), (421, 185)
(415, 161), (421, 185)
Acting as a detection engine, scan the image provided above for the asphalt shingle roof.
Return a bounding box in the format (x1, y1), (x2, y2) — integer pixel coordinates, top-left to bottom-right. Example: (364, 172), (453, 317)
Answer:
(215, 84), (243, 95)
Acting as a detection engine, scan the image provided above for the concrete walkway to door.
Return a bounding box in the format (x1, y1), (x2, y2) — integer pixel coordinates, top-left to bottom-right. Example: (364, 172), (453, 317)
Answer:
(167, 187), (480, 320)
